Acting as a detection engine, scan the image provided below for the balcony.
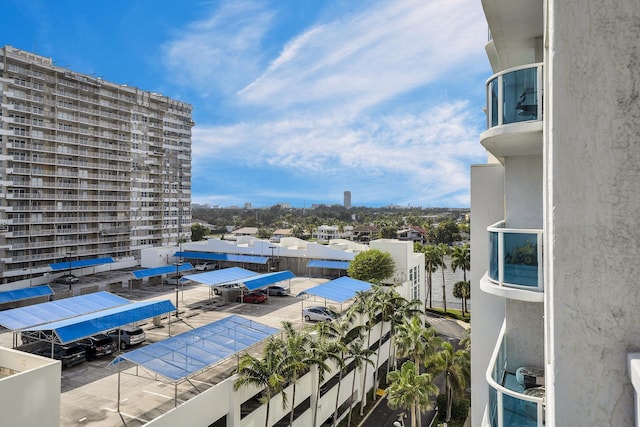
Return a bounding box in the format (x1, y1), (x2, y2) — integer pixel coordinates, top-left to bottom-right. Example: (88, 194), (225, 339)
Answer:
(481, 63), (543, 158)
(481, 221), (543, 302)
(486, 322), (545, 427)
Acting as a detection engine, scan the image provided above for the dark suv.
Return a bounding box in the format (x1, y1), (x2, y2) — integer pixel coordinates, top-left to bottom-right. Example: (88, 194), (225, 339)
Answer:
(76, 334), (117, 361)
(33, 343), (86, 369)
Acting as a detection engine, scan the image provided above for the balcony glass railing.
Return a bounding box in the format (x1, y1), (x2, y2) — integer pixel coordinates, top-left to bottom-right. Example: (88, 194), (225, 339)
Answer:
(486, 63), (543, 129)
(487, 322), (545, 427)
(487, 221), (543, 291)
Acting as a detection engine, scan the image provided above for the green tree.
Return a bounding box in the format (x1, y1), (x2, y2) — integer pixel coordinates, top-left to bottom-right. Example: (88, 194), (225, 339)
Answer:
(422, 245), (442, 309)
(453, 280), (471, 315)
(386, 361), (438, 427)
(451, 244), (470, 283)
(346, 337), (375, 427)
(433, 341), (470, 422)
(368, 285), (413, 398)
(437, 243), (449, 312)
(233, 337), (288, 427)
(190, 223), (210, 241)
(348, 290), (377, 415)
(281, 322), (313, 427)
(430, 220), (460, 245)
(309, 331), (337, 427)
(394, 316), (441, 427)
(347, 249), (395, 283)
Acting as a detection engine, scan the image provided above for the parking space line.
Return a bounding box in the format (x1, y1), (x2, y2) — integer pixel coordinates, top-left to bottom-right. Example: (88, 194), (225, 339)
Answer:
(143, 389), (184, 403)
(102, 407), (150, 423)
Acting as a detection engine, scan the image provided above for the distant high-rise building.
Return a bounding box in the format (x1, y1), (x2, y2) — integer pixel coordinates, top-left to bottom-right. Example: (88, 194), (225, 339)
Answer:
(0, 45), (193, 288)
(343, 190), (351, 209)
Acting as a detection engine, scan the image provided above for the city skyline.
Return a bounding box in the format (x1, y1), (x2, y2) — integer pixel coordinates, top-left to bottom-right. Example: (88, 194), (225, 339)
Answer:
(0, 0), (491, 208)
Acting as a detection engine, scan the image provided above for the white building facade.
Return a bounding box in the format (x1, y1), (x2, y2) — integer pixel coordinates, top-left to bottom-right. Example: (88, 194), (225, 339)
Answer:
(471, 1), (640, 426)
(0, 46), (193, 289)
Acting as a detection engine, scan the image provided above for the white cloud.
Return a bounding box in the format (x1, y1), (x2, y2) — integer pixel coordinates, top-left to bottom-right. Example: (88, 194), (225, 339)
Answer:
(168, 0), (490, 207)
(162, 0), (274, 97)
(237, 0), (487, 114)
(192, 99), (485, 206)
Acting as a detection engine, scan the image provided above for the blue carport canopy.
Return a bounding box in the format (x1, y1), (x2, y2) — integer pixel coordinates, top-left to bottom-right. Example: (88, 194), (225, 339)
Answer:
(297, 276), (372, 304)
(110, 315), (279, 382)
(307, 259), (351, 270)
(184, 267), (258, 286)
(132, 263), (195, 280)
(0, 285), (53, 305)
(177, 251), (269, 264)
(242, 270), (295, 291)
(50, 257), (114, 271)
(0, 291), (130, 331)
(27, 299), (176, 344)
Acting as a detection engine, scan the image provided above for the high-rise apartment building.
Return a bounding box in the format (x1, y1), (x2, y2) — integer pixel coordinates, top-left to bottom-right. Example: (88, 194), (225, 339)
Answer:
(471, 1), (640, 426)
(343, 190), (351, 209)
(0, 46), (193, 288)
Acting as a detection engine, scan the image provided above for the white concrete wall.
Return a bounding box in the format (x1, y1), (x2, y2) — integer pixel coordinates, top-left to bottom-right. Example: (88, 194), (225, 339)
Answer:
(504, 155), (543, 229)
(470, 163), (506, 427)
(548, 1), (640, 425)
(0, 347), (60, 427)
(505, 300), (544, 370)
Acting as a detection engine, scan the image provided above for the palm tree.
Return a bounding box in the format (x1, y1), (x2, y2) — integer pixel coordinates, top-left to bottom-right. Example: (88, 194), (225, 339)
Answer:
(386, 298), (422, 378)
(437, 243), (449, 312)
(233, 337), (289, 427)
(346, 337), (375, 427)
(281, 321), (313, 427)
(310, 325), (339, 427)
(423, 245), (441, 309)
(451, 244), (471, 313)
(347, 290), (377, 416)
(386, 361), (438, 427)
(330, 318), (364, 427)
(453, 280), (471, 315)
(369, 285), (409, 400)
(433, 341), (471, 422)
(394, 316), (441, 427)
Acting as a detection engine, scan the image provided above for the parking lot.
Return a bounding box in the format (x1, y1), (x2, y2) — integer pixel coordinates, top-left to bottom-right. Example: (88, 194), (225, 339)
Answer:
(1, 276), (341, 426)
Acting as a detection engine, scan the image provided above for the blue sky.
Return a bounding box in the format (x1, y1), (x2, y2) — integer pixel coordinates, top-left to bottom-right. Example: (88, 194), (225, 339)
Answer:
(1, 0), (491, 208)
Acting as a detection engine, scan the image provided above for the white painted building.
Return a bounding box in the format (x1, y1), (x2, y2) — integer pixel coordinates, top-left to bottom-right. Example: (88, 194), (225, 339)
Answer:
(471, 1), (640, 426)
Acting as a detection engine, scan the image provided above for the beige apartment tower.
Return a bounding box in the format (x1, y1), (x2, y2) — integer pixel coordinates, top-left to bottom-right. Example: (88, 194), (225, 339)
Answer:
(0, 46), (193, 288)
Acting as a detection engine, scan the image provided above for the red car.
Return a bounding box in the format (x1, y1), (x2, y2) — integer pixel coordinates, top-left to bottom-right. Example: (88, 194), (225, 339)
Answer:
(236, 292), (267, 304)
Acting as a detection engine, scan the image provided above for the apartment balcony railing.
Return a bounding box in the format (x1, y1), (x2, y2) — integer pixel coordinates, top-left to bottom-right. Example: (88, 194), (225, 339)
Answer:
(486, 321), (545, 427)
(487, 63), (543, 129)
(483, 221), (543, 300)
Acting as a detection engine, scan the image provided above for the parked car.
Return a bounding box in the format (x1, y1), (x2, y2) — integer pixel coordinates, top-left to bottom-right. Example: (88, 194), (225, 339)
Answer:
(33, 343), (86, 369)
(302, 306), (338, 322)
(163, 275), (190, 286)
(76, 334), (117, 361)
(213, 283), (241, 295)
(236, 292), (268, 304)
(21, 330), (55, 345)
(195, 262), (218, 271)
(106, 326), (146, 349)
(258, 286), (289, 296)
(54, 274), (79, 285)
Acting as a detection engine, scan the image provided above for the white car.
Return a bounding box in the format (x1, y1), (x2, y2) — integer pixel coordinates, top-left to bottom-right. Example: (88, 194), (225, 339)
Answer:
(213, 283), (240, 295)
(163, 275), (191, 286)
(195, 262), (218, 271)
(302, 306), (339, 322)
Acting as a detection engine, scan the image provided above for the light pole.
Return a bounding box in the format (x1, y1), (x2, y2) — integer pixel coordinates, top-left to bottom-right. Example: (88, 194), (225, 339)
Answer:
(269, 245), (276, 271)
(174, 261), (181, 318)
(66, 251), (73, 292)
